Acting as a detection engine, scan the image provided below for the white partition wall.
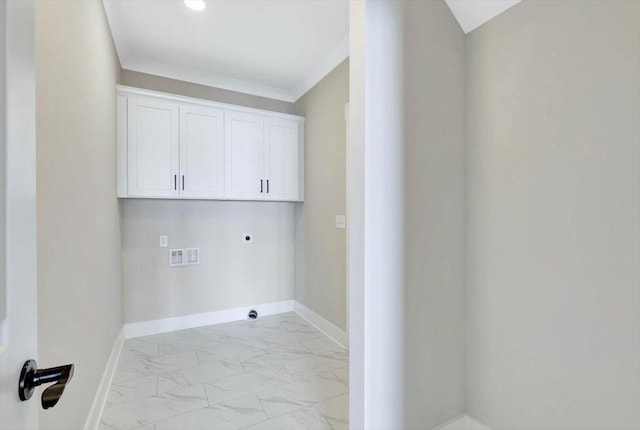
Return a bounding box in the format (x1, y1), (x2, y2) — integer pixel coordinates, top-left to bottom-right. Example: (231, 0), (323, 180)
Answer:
(351, 1), (638, 429)
(347, 2), (365, 429)
(0, 1), (39, 427)
(349, 1), (466, 428)
(348, 2), (366, 427)
(349, 1), (407, 428)
(363, 1), (407, 429)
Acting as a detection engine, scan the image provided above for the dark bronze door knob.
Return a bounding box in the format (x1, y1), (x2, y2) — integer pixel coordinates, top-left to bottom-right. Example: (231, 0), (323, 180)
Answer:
(19, 359), (74, 409)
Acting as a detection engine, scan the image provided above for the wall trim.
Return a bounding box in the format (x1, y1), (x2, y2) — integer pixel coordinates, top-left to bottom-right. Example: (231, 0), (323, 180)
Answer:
(433, 414), (492, 430)
(291, 35), (349, 101)
(83, 328), (124, 430)
(444, 0), (523, 34)
(293, 300), (348, 349)
(123, 300), (295, 339)
(121, 56), (297, 102)
(117, 85), (305, 122)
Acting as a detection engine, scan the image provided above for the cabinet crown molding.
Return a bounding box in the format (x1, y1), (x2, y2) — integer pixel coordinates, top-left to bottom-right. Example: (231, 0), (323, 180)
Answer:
(116, 85), (305, 123)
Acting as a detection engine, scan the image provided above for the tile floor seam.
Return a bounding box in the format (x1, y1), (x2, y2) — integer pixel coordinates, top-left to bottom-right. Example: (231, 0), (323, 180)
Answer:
(311, 403), (336, 429)
(103, 375), (210, 410)
(159, 383), (209, 422)
(203, 377), (212, 405)
(237, 404), (331, 430)
(163, 366), (289, 398)
(154, 402), (240, 430)
(103, 396), (204, 430)
(236, 398), (306, 429)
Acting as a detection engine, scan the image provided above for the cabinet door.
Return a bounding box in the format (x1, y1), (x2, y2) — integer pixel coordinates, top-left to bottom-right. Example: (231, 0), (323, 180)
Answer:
(179, 105), (224, 199)
(263, 117), (301, 201)
(127, 96), (179, 197)
(225, 111), (265, 199)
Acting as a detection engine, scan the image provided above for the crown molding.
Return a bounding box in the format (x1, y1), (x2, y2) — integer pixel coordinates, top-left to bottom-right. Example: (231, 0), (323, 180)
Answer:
(121, 56), (297, 102)
(445, 0), (523, 34)
(291, 35), (349, 101)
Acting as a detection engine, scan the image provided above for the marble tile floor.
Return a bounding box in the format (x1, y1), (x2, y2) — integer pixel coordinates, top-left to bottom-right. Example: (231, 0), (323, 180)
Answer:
(100, 312), (349, 430)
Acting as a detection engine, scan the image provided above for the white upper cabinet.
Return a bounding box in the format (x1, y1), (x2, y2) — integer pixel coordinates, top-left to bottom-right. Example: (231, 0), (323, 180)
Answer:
(264, 117), (301, 201)
(127, 96), (179, 198)
(225, 112), (265, 200)
(117, 86), (304, 201)
(225, 114), (302, 201)
(180, 105), (224, 199)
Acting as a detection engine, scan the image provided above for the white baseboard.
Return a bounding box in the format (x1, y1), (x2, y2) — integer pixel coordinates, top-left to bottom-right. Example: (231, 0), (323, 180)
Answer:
(293, 300), (348, 349)
(434, 414), (492, 430)
(123, 300), (295, 339)
(83, 328), (124, 430)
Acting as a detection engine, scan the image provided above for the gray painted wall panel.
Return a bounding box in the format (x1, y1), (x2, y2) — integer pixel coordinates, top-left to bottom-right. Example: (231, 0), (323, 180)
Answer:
(465, 1), (640, 428)
(404, 0), (467, 427)
(293, 60), (349, 331)
(36, 1), (123, 427)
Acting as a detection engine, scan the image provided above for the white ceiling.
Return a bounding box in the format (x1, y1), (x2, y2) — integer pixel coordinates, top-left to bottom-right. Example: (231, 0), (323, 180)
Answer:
(103, 1), (521, 102)
(103, 0), (349, 102)
(445, 0), (523, 34)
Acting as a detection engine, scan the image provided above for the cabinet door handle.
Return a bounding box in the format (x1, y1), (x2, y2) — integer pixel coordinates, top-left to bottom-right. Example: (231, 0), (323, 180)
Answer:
(174, 174), (177, 190)
(182, 175), (185, 191)
(260, 179), (264, 193)
(267, 179), (269, 193)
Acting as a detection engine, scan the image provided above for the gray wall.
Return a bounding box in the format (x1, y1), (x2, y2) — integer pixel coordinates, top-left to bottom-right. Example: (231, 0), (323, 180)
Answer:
(119, 72), (297, 324)
(293, 60), (348, 331)
(121, 70), (295, 115)
(404, 1), (466, 428)
(121, 200), (295, 323)
(465, 1), (640, 429)
(35, 1), (122, 428)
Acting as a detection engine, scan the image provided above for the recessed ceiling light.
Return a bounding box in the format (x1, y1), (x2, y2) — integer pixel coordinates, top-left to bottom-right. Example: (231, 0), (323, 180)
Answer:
(184, 0), (206, 11)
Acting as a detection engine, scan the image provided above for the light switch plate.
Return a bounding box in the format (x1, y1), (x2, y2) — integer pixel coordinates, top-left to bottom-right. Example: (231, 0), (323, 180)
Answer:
(159, 236), (168, 248)
(335, 215), (346, 229)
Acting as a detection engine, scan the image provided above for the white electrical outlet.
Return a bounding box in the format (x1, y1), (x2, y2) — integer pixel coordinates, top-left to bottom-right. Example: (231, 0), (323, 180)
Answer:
(335, 215), (346, 229)
(243, 234), (253, 244)
(185, 248), (200, 265)
(159, 235), (168, 248)
(169, 249), (184, 267)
